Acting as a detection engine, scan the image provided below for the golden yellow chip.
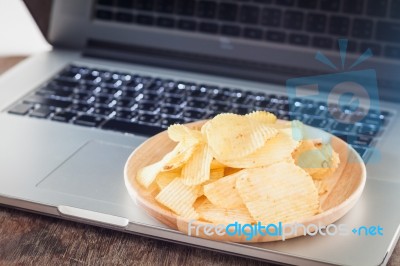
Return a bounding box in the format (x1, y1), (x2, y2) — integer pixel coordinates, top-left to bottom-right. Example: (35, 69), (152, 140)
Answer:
(203, 170), (246, 209)
(155, 178), (200, 219)
(203, 113), (278, 161)
(246, 111), (277, 124)
(168, 124), (203, 143)
(181, 143), (213, 186)
(236, 162), (320, 224)
(196, 199), (254, 225)
(219, 133), (299, 168)
(210, 167), (225, 180)
(210, 159), (225, 169)
(292, 140), (340, 179)
(156, 169), (181, 190)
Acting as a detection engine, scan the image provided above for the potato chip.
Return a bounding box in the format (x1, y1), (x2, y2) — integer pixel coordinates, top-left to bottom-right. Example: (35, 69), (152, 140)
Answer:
(236, 162), (320, 224)
(137, 140), (198, 188)
(224, 167), (242, 176)
(246, 111), (277, 124)
(203, 113), (278, 161)
(155, 178), (200, 219)
(210, 167), (225, 180)
(210, 159), (225, 169)
(182, 143), (213, 186)
(196, 199), (254, 225)
(292, 140), (339, 179)
(156, 169), (181, 190)
(219, 133), (299, 168)
(204, 170), (246, 209)
(168, 124), (203, 143)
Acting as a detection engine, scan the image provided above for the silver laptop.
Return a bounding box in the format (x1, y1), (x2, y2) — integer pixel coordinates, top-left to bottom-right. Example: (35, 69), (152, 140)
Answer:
(1, 0), (399, 265)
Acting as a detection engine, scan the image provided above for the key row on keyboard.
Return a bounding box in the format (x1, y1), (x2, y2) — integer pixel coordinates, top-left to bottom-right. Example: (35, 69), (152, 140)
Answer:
(98, 0), (400, 19)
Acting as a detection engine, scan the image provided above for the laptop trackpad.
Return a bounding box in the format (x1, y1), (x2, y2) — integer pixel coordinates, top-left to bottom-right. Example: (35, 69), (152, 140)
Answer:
(37, 140), (135, 205)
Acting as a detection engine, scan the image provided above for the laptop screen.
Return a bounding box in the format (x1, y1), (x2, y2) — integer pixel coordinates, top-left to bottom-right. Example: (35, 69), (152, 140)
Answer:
(49, 0), (400, 100)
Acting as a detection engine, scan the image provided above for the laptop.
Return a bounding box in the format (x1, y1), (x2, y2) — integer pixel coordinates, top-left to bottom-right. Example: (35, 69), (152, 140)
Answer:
(1, 0), (399, 265)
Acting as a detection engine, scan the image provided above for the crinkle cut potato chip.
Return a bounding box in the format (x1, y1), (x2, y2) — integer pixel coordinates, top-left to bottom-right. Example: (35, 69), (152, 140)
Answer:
(236, 162), (320, 224)
(196, 199), (254, 225)
(155, 178), (200, 219)
(182, 143), (213, 186)
(203, 170), (246, 209)
(246, 111), (277, 124)
(168, 124), (203, 143)
(203, 113), (278, 161)
(156, 169), (181, 190)
(219, 133), (299, 168)
(137, 140), (198, 188)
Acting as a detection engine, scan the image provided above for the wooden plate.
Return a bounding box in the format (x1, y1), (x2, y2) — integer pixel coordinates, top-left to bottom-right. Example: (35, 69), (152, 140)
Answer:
(124, 121), (366, 242)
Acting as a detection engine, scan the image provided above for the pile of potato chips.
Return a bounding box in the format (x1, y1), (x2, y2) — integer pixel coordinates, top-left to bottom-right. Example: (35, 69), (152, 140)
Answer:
(136, 111), (339, 225)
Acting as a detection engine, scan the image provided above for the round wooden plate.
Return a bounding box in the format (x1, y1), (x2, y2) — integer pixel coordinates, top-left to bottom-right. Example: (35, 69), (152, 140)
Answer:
(124, 120), (366, 242)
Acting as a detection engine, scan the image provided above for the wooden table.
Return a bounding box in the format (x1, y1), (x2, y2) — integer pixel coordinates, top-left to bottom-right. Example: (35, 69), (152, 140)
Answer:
(0, 57), (399, 266)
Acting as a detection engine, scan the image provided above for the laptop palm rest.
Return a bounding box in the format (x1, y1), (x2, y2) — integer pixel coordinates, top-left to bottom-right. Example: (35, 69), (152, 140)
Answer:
(36, 140), (134, 206)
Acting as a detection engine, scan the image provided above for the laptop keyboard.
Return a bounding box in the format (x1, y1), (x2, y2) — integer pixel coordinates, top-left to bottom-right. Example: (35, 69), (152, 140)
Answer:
(7, 64), (392, 161)
(94, 0), (400, 59)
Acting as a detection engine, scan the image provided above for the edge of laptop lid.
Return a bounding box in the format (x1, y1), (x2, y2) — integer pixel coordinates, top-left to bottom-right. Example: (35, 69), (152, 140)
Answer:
(47, 0), (400, 102)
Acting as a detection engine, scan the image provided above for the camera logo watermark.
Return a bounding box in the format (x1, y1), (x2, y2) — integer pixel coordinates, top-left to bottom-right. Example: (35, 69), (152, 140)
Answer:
(188, 220), (384, 241)
(286, 39), (381, 163)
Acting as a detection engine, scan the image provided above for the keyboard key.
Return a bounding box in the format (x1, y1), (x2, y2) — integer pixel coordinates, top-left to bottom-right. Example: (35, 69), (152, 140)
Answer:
(74, 115), (104, 127)
(160, 106), (182, 115)
(96, 10), (113, 20)
(157, 17), (175, 28)
(219, 3), (238, 21)
(261, 8), (281, 27)
(243, 28), (263, 39)
(335, 40), (357, 52)
(209, 103), (231, 113)
(306, 14), (326, 33)
(155, 0), (174, 13)
(367, 0), (387, 17)
(93, 107), (114, 116)
(137, 113), (161, 124)
(221, 25), (240, 36)
(240, 5), (260, 24)
(164, 96), (183, 105)
(102, 119), (163, 136)
(114, 110), (137, 120)
(284, 11), (303, 30)
(384, 46), (400, 59)
(116, 12), (133, 23)
(176, 0), (196, 16)
(30, 106), (53, 118)
(160, 117), (185, 128)
(135, 0), (154, 11)
(116, 0), (133, 8)
(360, 42), (381, 56)
(24, 95), (72, 108)
(306, 117), (329, 128)
(343, 0), (364, 14)
(276, 0), (294, 6)
(52, 111), (76, 122)
(352, 19), (373, 39)
(329, 16), (350, 36)
(356, 124), (380, 136)
(320, 0), (339, 11)
(70, 103), (91, 112)
(312, 36), (333, 49)
(289, 34), (309, 46)
(231, 107), (250, 115)
(376, 22), (400, 43)
(391, 0), (400, 19)
(182, 109), (205, 119)
(178, 19), (196, 30)
(298, 0), (317, 9)
(186, 99), (209, 109)
(266, 31), (285, 42)
(199, 22), (218, 34)
(197, 1), (217, 18)
(136, 15), (154, 25)
(8, 103), (33, 115)
(330, 122), (353, 132)
(137, 101), (159, 112)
